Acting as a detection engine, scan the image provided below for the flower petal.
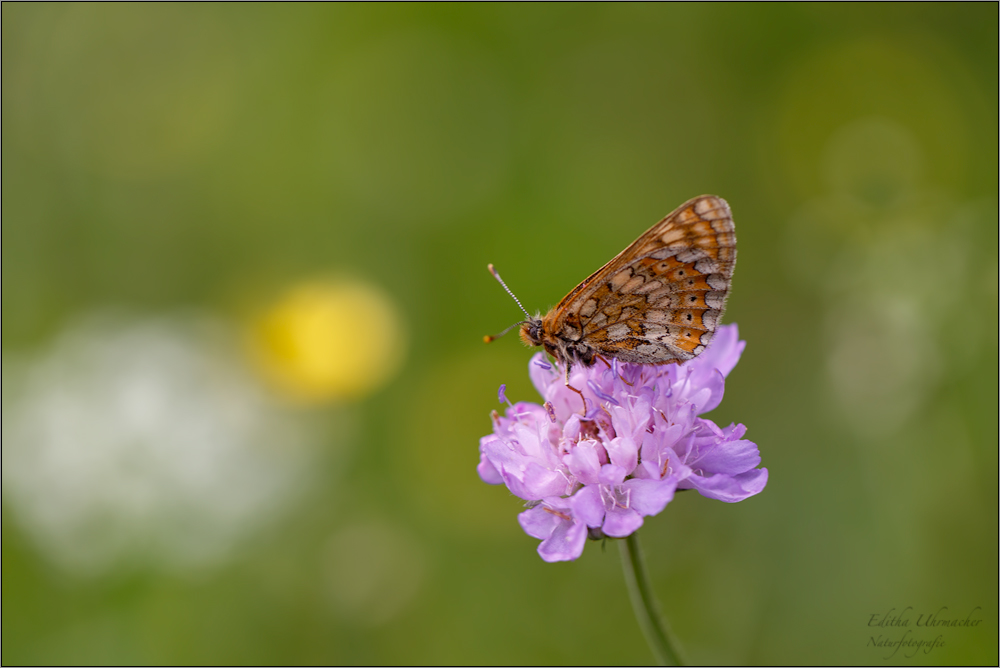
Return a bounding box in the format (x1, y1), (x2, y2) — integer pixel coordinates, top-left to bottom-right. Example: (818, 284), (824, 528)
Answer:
(562, 413), (582, 442)
(481, 436), (568, 500)
(602, 506), (644, 537)
(609, 403), (650, 449)
(599, 463), (628, 486)
(689, 436), (761, 476)
(537, 515), (587, 562)
(570, 485), (605, 527)
(687, 385), (714, 414)
(692, 323), (745, 379)
(528, 353), (558, 398)
(518, 504), (559, 540)
(477, 437), (504, 485)
(694, 369), (727, 413)
(565, 439), (602, 485)
(604, 435), (638, 474)
(685, 467), (769, 502)
(519, 462), (570, 500)
(626, 478), (676, 517)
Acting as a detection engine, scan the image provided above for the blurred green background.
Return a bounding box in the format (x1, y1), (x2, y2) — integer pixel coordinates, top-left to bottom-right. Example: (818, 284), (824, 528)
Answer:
(3, 4), (997, 665)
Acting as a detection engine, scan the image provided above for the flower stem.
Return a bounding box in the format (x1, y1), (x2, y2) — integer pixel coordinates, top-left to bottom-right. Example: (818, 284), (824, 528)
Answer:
(619, 532), (684, 666)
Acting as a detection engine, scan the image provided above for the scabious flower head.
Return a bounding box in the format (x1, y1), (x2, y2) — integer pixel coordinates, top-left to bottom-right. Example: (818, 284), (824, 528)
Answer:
(478, 323), (767, 562)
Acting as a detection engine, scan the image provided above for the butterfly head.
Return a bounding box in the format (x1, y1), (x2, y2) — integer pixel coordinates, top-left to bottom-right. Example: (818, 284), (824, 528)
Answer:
(520, 315), (587, 366)
(518, 318), (544, 348)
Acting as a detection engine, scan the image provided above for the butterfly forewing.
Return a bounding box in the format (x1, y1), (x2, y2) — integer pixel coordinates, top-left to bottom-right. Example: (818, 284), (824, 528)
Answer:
(542, 195), (736, 365)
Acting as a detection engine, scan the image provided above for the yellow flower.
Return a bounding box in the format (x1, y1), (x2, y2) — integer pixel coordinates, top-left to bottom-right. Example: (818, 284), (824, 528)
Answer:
(250, 280), (406, 404)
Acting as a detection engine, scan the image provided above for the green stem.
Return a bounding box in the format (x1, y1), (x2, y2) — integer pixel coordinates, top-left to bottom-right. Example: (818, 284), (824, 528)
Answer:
(619, 532), (685, 666)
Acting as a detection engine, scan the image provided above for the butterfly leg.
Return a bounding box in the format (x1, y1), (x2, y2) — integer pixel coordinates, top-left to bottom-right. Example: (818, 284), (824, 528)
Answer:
(563, 359), (588, 416)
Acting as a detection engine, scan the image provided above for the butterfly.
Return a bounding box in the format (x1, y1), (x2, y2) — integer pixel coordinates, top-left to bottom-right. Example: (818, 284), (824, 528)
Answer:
(487, 195), (736, 406)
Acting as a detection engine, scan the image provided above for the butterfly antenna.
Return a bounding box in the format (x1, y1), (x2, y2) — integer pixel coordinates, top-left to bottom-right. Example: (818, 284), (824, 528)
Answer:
(487, 264), (532, 320)
(483, 320), (525, 343)
(485, 263), (533, 343)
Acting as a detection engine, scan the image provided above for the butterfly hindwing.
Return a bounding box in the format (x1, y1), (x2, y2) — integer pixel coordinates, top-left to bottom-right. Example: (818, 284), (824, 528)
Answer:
(542, 195), (736, 365)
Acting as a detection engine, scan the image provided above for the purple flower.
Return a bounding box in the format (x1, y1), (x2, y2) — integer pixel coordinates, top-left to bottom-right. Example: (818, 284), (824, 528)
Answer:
(478, 323), (767, 562)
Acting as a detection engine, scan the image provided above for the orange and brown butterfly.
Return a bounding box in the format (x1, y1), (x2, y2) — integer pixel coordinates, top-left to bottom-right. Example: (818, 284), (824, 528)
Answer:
(486, 195), (736, 397)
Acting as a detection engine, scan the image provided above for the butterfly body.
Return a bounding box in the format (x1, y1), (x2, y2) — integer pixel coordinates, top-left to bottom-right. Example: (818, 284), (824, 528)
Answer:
(520, 195), (736, 370)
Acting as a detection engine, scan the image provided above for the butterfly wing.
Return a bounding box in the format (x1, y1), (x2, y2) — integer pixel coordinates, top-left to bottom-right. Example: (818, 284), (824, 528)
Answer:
(543, 195), (736, 364)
